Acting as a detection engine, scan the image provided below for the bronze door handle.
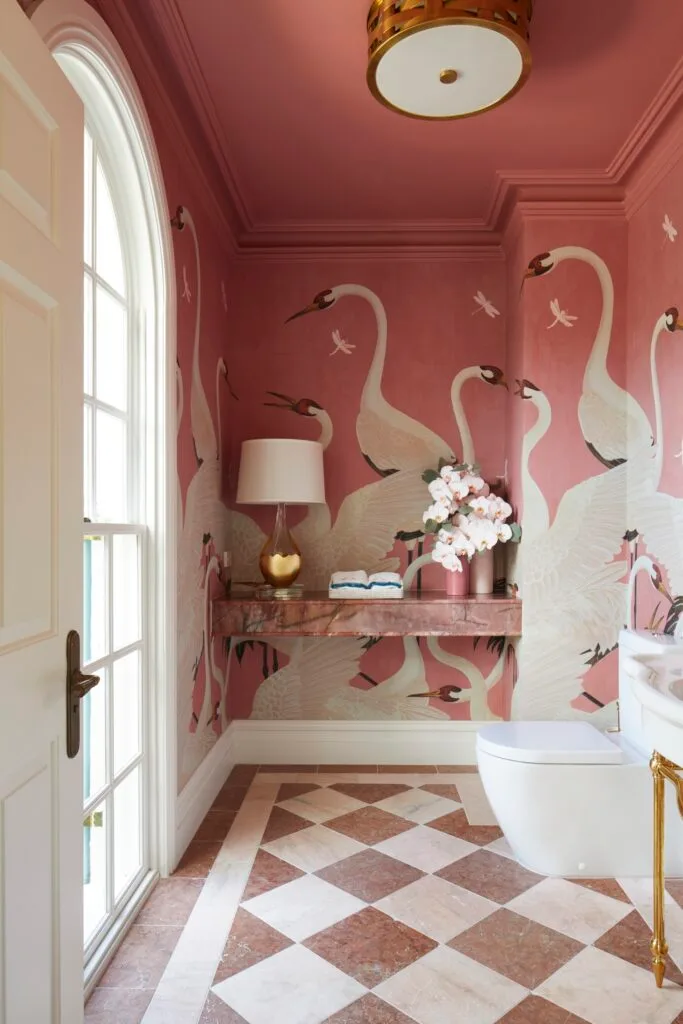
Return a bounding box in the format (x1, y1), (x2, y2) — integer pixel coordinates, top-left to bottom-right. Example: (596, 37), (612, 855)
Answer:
(66, 629), (100, 759)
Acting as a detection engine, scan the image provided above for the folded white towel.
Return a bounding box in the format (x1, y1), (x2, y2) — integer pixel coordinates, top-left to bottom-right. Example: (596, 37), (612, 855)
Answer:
(369, 572), (402, 585)
(330, 571), (369, 586)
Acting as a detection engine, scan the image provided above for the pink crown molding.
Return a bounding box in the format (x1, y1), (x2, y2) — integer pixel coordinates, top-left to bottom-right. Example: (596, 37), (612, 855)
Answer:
(90, 0), (239, 254)
(144, 0), (253, 234)
(124, 2), (683, 255)
(235, 244), (505, 264)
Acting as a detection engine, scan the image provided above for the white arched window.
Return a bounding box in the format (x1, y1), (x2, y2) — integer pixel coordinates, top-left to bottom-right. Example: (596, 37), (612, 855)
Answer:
(34, 0), (176, 987)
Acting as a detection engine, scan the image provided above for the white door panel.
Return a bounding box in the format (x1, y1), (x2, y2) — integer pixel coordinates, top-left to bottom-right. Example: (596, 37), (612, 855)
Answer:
(0, 1), (84, 1021)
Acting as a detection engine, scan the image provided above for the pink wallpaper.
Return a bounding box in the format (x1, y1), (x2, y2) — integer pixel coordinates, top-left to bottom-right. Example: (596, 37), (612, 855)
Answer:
(224, 258), (515, 722)
(86, 8), (238, 790)
(508, 220), (631, 722)
(626, 157), (683, 638)
(85, 0), (683, 778)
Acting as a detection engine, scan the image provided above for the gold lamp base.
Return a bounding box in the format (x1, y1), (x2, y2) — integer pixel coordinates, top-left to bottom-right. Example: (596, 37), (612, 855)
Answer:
(259, 503), (302, 588)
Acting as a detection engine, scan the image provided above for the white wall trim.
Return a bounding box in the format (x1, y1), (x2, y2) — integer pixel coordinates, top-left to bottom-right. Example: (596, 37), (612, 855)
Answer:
(174, 726), (238, 868)
(232, 720), (479, 767)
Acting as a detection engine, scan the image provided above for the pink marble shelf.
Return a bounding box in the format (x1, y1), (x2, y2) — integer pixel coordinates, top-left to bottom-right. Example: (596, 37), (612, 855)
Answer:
(213, 591), (521, 638)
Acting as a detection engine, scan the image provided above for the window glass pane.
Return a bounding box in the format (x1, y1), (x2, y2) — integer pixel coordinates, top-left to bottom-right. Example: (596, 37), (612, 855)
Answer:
(83, 799), (107, 946)
(83, 404), (93, 522)
(83, 533), (107, 664)
(84, 129), (93, 267)
(113, 534), (141, 651)
(83, 664), (107, 802)
(114, 768), (141, 900)
(95, 158), (126, 296)
(84, 273), (93, 396)
(112, 651), (141, 776)
(95, 411), (127, 522)
(95, 286), (127, 411)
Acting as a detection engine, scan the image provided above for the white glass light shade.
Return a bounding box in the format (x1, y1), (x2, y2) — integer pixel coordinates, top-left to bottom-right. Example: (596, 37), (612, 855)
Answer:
(366, 2), (533, 121)
(236, 438), (326, 505)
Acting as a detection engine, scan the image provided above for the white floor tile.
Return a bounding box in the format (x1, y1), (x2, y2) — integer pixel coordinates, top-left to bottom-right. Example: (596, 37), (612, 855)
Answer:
(376, 875), (498, 943)
(242, 873), (365, 941)
(375, 825), (478, 874)
(375, 945), (526, 1024)
(617, 876), (675, 908)
(507, 876), (631, 944)
(212, 944), (366, 1024)
(277, 788), (365, 823)
(455, 775), (498, 826)
(536, 945), (683, 1024)
(263, 824), (366, 872)
(375, 789), (462, 825)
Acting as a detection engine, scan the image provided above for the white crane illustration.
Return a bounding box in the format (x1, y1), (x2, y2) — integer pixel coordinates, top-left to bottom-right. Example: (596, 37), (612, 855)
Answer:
(286, 284), (453, 477)
(525, 246), (652, 468)
(511, 378), (627, 720)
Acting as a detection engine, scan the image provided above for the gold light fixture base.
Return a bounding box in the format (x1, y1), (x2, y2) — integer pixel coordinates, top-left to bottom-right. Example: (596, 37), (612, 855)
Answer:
(259, 503), (303, 589)
(367, 0), (533, 120)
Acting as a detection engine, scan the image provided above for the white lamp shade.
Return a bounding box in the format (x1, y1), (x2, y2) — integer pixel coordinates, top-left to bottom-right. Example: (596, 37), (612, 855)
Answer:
(236, 438), (326, 505)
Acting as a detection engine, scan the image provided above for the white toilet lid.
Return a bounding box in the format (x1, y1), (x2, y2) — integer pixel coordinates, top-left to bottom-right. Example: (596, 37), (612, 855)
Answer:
(477, 722), (624, 765)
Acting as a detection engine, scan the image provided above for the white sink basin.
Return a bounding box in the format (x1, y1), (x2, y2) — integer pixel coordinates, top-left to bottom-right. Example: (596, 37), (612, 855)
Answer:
(624, 649), (683, 764)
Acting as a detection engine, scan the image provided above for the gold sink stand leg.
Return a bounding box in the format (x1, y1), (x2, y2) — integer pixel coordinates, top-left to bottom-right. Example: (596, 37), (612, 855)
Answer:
(650, 751), (683, 987)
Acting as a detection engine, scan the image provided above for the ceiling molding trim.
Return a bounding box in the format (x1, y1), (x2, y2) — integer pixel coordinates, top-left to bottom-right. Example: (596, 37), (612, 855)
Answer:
(233, 244), (505, 264)
(120, 6), (683, 254)
(623, 100), (683, 220)
(92, 0), (238, 255)
(608, 56), (683, 183)
(144, 0), (252, 233)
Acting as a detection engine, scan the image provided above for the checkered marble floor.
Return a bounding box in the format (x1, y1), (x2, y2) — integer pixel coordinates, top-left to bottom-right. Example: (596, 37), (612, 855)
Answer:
(87, 767), (683, 1024)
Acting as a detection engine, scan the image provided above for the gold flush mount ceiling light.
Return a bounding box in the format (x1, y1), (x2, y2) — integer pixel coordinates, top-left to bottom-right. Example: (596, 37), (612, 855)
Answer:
(367, 0), (533, 120)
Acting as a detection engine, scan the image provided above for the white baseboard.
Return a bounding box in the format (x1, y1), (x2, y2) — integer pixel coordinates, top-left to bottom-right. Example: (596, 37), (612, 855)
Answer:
(174, 724), (238, 866)
(232, 720), (480, 766)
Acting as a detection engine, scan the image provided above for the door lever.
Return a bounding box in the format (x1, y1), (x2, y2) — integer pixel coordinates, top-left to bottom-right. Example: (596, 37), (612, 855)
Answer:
(66, 630), (100, 759)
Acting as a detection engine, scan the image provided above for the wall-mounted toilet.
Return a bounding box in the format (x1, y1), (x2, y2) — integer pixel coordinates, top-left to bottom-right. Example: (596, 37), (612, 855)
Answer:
(477, 629), (683, 877)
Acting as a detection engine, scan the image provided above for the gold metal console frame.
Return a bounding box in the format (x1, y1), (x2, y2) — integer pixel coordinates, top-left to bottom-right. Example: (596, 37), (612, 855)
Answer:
(650, 751), (683, 986)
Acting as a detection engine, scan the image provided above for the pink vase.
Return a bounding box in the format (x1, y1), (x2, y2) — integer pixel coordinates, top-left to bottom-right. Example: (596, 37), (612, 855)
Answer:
(445, 562), (470, 596)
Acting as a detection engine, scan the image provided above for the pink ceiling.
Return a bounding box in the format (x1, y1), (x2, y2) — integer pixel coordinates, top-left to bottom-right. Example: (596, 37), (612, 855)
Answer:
(168, 0), (683, 228)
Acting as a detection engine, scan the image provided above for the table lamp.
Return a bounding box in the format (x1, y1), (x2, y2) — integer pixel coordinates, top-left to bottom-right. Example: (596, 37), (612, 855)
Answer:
(236, 438), (325, 595)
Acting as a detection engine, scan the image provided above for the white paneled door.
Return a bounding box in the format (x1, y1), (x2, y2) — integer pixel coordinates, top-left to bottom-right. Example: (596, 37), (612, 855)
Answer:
(0, 2), (85, 1022)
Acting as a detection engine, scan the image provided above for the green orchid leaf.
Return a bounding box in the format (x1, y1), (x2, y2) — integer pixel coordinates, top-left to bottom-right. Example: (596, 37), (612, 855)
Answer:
(422, 469), (439, 484)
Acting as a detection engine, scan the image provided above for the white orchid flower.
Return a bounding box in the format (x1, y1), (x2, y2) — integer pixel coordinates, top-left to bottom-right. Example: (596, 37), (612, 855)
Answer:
(466, 518), (498, 551)
(440, 465), (457, 483)
(472, 291), (500, 318)
(423, 501), (450, 525)
(547, 298), (577, 329)
(488, 496), (513, 521)
(494, 521), (513, 542)
(663, 214), (678, 243)
(469, 496), (491, 517)
(462, 473), (486, 495)
(428, 478), (452, 504)
(451, 529), (476, 559)
(329, 329), (355, 356)
(433, 540), (463, 572)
